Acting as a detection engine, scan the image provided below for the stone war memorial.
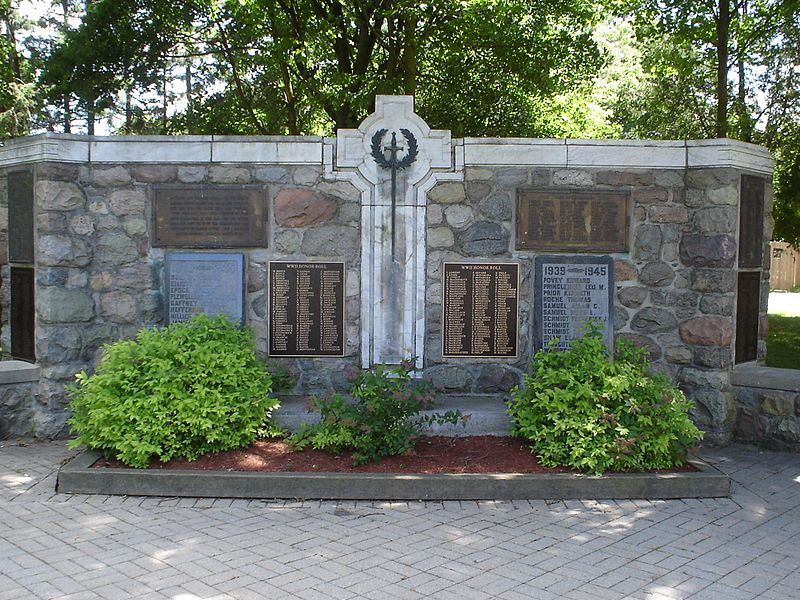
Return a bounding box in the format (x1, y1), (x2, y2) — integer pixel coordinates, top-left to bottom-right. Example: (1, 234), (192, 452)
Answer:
(1, 94), (790, 449)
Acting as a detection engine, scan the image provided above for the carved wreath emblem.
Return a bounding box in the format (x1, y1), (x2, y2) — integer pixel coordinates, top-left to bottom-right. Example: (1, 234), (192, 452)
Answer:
(370, 128), (418, 169)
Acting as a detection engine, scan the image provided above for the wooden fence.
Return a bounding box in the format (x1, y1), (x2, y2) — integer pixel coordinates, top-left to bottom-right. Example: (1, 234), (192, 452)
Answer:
(770, 242), (800, 290)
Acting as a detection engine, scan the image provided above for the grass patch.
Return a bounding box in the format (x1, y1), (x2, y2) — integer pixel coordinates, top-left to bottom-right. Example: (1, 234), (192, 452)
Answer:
(766, 314), (800, 370)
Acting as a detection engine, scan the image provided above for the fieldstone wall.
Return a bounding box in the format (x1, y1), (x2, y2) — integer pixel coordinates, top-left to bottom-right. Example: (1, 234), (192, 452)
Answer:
(732, 364), (800, 450)
(0, 361), (41, 439)
(0, 128), (775, 444)
(0, 380), (37, 438)
(1, 160), (362, 437)
(425, 166), (772, 445)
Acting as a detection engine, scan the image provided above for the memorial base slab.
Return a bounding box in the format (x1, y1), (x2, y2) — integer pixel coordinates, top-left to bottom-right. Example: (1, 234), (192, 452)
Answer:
(57, 448), (730, 500)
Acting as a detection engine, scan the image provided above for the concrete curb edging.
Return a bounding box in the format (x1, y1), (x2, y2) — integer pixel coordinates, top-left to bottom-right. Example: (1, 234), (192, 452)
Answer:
(57, 450), (730, 500)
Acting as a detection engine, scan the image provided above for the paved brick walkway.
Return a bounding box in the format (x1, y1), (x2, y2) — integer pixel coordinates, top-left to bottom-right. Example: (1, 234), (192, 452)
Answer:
(0, 441), (798, 599)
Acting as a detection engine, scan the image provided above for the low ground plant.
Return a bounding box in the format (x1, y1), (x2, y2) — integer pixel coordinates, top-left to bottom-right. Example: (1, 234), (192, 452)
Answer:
(508, 324), (703, 474)
(67, 314), (280, 468)
(289, 361), (463, 465)
(765, 314), (800, 370)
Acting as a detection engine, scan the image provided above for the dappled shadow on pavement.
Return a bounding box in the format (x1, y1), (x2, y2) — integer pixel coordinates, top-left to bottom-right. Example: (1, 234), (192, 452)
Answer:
(0, 440), (798, 599)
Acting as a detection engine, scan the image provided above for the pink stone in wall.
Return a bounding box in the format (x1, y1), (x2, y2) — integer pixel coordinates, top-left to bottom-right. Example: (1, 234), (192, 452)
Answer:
(274, 189), (336, 228)
(633, 188), (669, 205)
(614, 260), (637, 282)
(648, 205), (689, 224)
(679, 317), (734, 346)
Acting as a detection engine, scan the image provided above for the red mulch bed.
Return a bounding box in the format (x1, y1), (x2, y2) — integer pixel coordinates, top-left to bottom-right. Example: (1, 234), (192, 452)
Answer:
(92, 436), (696, 474)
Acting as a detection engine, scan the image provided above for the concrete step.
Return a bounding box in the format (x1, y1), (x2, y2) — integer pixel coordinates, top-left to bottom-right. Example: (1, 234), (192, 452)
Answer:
(273, 394), (512, 437)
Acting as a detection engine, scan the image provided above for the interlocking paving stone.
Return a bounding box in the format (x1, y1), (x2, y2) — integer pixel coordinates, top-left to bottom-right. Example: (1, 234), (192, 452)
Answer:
(0, 441), (799, 599)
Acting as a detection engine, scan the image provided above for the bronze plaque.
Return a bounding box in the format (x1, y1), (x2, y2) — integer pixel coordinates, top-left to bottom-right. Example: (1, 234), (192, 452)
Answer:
(739, 175), (765, 268)
(8, 170), (34, 263)
(735, 271), (760, 363)
(153, 185), (266, 248)
(269, 262), (345, 357)
(516, 190), (629, 252)
(10, 267), (35, 361)
(442, 263), (519, 358)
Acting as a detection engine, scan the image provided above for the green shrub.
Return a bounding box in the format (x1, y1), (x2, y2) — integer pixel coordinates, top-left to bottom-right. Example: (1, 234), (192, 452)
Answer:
(288, 361), (463, 465)
(508, 324), (703, 474)
(67, 314), (280, 468)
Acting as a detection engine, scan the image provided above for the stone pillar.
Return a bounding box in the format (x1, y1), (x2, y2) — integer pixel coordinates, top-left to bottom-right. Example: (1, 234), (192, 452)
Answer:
(677, 168), (740, 444)
(325, 96), (463, 368)
(0, 361), (41, 439)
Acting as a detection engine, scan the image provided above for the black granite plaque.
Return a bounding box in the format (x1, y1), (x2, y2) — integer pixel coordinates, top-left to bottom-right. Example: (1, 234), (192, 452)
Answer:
(165, 253), (245, 324)
(517, 190), (629, 252)
(268, 262), (345, 357)
(442, 263), (519, 358)
(534, 255), (614, 352)
(10, 267), (35, 361)
(154, 185), (266, 248)
(8, 170), (34, 263)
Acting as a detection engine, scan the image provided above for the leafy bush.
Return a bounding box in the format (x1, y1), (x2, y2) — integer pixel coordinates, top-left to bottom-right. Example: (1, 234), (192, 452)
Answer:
(265, 361), (297, 392)
(67, 314), (279, 468)
(508, 324), (703, 474)
(288, 361), (464, 465)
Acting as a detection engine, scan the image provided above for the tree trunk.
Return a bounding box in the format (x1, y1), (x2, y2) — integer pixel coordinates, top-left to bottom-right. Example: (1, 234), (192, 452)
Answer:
(84, 0), (94, 135)
(61, 0), (71, 132)
(266, 4), (299, 135)
(63, 94), (72, 133)
(281, 67), (300, 135)
(403, 16), (417, 95)
(125, 88), (132, 134)
(735, 0), (752, 142)
(86, 99), (95, 135)
(2, 5), (21, 81)
(215, 21), (267, 134)
(386, 17), (398, 80)
(185, 61), (193, 134)
(715, 0), (730, 138)
(737, 57), (751, 141)
(332, 103), (361, 130)
(162, 65), (168, 134)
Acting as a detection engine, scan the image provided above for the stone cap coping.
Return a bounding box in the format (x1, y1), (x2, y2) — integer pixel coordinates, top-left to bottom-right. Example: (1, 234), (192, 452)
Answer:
(0, 133), (325, 166)
(0, 132), (773, 175)
(731, 363), (800, 392)
(461, 137), (773, 173)
(0, 360), (41, 384)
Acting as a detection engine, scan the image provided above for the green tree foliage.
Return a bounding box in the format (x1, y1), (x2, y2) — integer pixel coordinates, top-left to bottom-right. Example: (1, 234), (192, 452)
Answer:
(38, 0), (608, 136)
(759, 4), (800, 246)
(18, 0), (800, 245)
(616, 0), (800, 246)
(772, 130), (800, 246)
(0, 0), (36, 138)
(41, 0), (190, 134)
(608, 29), (715, 139)
(415, 0), (604, 137)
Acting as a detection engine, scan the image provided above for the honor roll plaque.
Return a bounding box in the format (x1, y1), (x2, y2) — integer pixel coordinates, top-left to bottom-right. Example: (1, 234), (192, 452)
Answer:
(442, 263), (519, 358)
(269, 262), (345, 357)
